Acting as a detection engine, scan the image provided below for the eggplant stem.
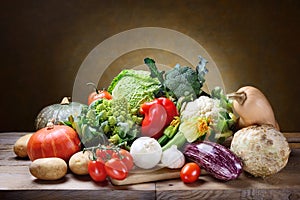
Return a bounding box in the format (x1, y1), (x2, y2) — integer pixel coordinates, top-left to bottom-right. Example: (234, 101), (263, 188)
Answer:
(227, 92), (247, 105)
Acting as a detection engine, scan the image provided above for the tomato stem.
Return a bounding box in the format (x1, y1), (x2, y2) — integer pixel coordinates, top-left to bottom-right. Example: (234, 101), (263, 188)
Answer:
(86, 82), (99, 94)
(84, 143), (123, 161)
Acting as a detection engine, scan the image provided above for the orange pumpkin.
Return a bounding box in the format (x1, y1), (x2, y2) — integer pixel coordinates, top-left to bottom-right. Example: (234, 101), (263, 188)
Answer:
(27, 123), (81, 161)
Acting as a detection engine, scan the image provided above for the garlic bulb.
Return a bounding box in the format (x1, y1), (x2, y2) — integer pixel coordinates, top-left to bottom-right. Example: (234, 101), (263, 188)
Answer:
(161, 145), (185, 169)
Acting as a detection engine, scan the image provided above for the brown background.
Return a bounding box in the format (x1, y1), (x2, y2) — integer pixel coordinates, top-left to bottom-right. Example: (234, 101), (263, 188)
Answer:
(1, 0), (299, 132)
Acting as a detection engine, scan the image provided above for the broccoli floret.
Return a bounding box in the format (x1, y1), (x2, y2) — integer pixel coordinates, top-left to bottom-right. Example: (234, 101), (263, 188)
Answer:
(164, 64), (201, 99)
(144, 56), (208, 100)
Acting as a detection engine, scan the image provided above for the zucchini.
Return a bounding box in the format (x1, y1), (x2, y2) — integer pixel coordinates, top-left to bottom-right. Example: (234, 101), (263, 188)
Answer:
(162, 131), (187, 151)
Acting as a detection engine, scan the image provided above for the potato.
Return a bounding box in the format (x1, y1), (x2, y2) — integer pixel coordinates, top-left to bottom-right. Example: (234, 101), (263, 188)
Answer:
(29, 157), (67, 180)
(69, 151), (91, 175)
(13, 133), (33, 158)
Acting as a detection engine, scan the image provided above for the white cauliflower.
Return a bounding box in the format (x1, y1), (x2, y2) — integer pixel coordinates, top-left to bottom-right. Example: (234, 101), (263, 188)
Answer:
(179, 96), (236, 143)
(181, 96), (224, 121)
(179, 96), (229, 143)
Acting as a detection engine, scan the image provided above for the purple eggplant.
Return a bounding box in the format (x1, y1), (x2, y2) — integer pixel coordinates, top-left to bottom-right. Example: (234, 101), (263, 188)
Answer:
(183, 141), (243, 181)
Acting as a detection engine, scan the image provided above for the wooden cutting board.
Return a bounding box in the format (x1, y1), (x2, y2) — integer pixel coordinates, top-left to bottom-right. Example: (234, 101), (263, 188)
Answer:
(110, 165), (181, 185)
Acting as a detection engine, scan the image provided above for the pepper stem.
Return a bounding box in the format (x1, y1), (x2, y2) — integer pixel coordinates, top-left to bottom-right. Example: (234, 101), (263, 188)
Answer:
(227, 91), (247, 105)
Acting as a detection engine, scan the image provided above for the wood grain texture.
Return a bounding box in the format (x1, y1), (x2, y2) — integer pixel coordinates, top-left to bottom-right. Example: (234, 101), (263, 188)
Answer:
(110, 167), (181, 186)
(0, 190), (155, 200)
(156, 148), (300, 200)
(0, 132), (155, 200)
(1, 132), (300, 200)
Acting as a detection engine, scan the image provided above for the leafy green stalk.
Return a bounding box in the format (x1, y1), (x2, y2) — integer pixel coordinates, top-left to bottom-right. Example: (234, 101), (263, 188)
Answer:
(196, 55), (209, 85)
(144, 58), (165, 86)
(211, 87), (237, 142)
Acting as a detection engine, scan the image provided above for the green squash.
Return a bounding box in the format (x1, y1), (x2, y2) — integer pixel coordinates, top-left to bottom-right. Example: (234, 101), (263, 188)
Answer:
(35, 97), (87, 130)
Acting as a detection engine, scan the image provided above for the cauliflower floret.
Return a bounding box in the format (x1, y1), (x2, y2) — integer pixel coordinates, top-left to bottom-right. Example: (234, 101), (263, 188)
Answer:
(181, 96), (223, 121)
(180, 96), (226, 143)
(179, 88), (237, 144)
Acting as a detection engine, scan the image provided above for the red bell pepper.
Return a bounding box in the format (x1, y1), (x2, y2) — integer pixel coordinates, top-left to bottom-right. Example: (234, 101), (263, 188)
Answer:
(139, 97), (179, 139)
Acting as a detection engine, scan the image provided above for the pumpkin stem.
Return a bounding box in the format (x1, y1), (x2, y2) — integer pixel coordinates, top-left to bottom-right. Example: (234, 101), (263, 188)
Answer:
(227, 91), (247, 105)
(86, 82), (99, 94)
(46, 118), (55, 129)
(60, 97), (70, 105)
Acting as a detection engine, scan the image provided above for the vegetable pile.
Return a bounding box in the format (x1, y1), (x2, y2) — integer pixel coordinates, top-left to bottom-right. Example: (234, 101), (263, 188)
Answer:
(13, 55), (291, 184)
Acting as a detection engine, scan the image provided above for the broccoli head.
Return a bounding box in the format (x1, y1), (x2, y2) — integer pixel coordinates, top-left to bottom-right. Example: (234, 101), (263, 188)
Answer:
(164, 64), (201, 99)
(144, 56), (208, 100)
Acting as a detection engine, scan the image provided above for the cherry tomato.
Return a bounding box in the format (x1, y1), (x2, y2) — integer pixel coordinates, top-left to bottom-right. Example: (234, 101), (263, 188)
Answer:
(96, 148), (114, 164)
(112, 149), (134, 171)
(180, 162), (201, 183)
(88, 90), (112, 105)
(87, 82), (112, 105)
(88, 160), (107, 182)
(105, 158), (128, 180)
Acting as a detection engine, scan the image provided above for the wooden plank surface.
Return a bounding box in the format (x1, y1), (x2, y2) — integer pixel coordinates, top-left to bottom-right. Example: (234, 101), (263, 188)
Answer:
(0, 132), (155, 200)
(156, 148), (300, 199)
(110, 166), (181, 186)
(0, 132), (300, 200)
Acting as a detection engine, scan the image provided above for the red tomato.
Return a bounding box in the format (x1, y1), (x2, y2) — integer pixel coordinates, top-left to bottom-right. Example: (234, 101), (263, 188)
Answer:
(27, 125), (81, 161)
(88, 90), (112, 105)
(180, 163), (201, 183)
(112, 149), (134, 171)
(105, 158), (128, 180)
(96, 148), (114, 164)
(88, 160), (107, 182)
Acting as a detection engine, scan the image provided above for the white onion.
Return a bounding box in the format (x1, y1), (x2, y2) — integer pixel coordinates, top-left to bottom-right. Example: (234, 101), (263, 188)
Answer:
(130, 137), (162, 169)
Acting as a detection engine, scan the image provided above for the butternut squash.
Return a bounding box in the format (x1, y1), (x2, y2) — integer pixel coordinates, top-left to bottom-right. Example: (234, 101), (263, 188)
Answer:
(227, 86), (279, 130)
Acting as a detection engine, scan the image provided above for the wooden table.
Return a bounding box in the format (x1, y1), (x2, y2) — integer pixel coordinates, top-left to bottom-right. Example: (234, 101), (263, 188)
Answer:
(1, 132), (300, 200)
